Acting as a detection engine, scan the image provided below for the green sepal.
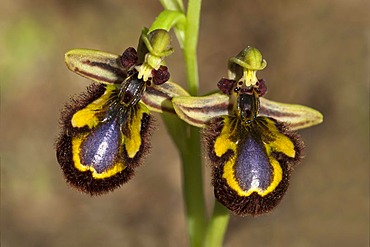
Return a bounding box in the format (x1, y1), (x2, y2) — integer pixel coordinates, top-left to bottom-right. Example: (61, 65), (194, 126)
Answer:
(141, 29), (174, 58)
(228, 47), (267, 81)
(136, 29), (174, 81)
(65, 49), (127, 85)
(229, 47), (267, 71)
(141, 81), (189, 114)
(172, 92), (323, 130)
(149, 10), (186, 48)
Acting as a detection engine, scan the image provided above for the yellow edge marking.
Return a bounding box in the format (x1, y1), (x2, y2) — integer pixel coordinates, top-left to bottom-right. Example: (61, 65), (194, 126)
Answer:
(124, 103), (150, 158)
(222, 147), (283, 197)
(264, 118), (296, 158)
(71, 85), (116, 129)
(220, 117), (288, 197)
(214, 117), (237, 157)
(262, 156), (282, 195)
(71, 134), (126, 179)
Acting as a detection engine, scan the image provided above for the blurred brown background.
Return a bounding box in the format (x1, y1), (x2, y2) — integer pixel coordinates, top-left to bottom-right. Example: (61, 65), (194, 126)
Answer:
(1, 0), (369, 246)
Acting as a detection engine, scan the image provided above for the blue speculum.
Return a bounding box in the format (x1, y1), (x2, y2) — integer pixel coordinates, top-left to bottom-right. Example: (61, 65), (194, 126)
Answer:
(234, 134), (272, 192)
(81, 118), (121, 174)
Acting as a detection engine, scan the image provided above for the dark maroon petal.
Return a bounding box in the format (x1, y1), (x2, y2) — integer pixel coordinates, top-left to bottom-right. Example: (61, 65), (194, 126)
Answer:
(152, 65), (170, 85)
(120, 47), (138, 69)
(256, 78), (267, 97)
(217, 78), (236, 95)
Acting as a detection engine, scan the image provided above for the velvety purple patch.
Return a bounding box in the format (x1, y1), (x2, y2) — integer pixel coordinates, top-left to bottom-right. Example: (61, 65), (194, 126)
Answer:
(234, 135), (272, 192)
(217, 78), (235, 95)
(120, 47), (138, 69)
(256, 79), (267, 96)
(152, 65), (170, 85)
(81, 118), (121, 173)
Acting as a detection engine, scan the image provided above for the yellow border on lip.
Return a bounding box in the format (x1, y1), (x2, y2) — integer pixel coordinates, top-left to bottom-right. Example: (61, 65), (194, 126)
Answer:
(72, 134), (126, 179)
(214, 116), (296, 197)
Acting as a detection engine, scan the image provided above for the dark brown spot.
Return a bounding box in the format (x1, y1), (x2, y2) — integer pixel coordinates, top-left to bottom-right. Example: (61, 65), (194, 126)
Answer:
(120, 47), (138, 69)
(152, 65), (170, 85)
(217, 78), (236, 95)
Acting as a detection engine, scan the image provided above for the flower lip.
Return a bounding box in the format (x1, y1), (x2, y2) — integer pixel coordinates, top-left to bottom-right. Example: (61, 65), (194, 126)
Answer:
(56, 83), (153, 195)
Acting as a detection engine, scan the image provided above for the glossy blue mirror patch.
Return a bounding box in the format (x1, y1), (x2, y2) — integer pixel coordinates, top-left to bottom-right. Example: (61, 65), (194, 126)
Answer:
(235, 135), (272, 192)
(80, 118), (121, 174)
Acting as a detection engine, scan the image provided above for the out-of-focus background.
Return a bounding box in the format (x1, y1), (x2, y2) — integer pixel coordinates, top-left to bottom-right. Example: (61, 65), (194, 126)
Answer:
(1, 0), (368, 246)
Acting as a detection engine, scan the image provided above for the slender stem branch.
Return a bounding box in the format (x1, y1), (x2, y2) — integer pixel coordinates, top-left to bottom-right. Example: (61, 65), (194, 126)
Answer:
(160, 113), (206, 247)
(204, 201), (230, 247)
(160, 0), (184, 12)
(181, 126), (206, 247)
(159, 1), (230, 246)
(183, 0), (201, 96)
(181, 0), (206, 246)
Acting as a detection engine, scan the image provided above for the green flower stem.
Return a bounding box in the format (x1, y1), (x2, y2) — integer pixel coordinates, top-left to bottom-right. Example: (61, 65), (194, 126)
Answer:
(160, 0), (184, 12)
(157, 0), (229, 246)
(183, 0), (201, 96)
(161, 115), (206, 247)
(180, 1), (207, 246)
(180, 126), (206, 247)
(204, 201), (230, 247)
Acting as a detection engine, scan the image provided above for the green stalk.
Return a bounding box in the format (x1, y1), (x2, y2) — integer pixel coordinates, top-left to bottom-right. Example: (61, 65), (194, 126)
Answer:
(156, 0), (230, 246)
(204, 201), (230, 247)
(180, 1), (205, 246)
(181, 0), (231, 244)
(180, 126), (205, 247)
(183, 0), (201, 96)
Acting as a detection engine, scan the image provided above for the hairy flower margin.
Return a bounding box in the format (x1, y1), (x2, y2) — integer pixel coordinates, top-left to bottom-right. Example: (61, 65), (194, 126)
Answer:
(173, 47), (323, 216)
(58, 28), (323, 214)
(57, 29), (188, 195)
